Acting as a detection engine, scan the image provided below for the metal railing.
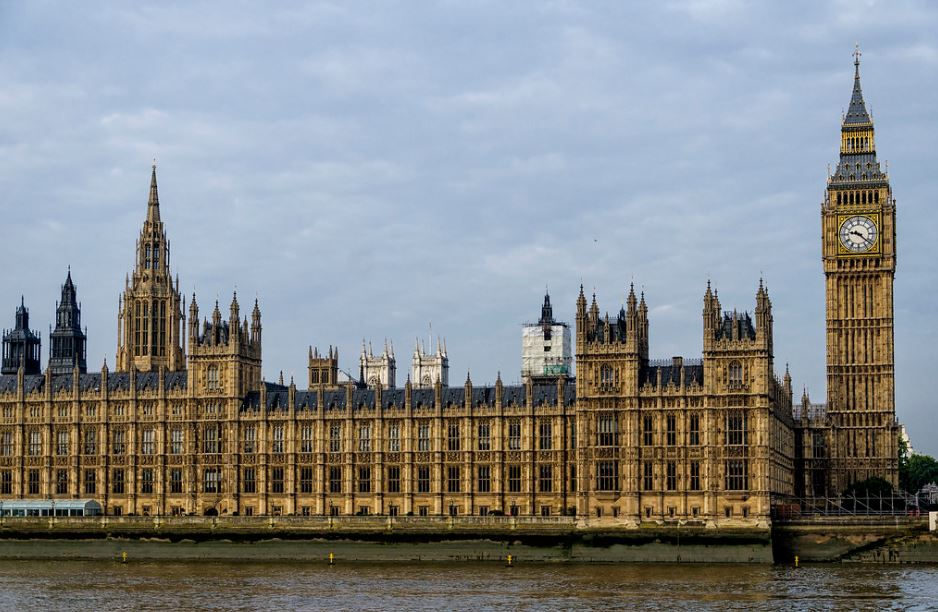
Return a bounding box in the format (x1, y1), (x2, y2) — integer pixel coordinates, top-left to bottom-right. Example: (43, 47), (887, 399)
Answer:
(772, 491), (926, 520)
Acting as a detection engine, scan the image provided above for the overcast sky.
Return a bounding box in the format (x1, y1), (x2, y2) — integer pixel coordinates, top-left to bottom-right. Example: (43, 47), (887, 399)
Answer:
(1, 1), (936, 454)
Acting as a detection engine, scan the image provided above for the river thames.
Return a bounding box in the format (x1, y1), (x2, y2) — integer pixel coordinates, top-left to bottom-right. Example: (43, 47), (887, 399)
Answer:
(0, 560), (935, 610)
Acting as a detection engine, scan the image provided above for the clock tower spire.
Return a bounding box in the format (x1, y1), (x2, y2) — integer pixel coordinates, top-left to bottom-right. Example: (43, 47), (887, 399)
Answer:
(822, 48), (898, 492)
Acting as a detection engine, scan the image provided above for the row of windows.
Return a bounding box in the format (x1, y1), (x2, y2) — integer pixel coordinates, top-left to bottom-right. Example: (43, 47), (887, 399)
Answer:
(0, 412), (747, 457)
(597, 460), (748, 492)
(1, 460), (750, 496)
(597, 412), (746, 448)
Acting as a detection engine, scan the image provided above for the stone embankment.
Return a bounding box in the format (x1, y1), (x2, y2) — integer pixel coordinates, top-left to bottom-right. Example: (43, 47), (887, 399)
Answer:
(0, 515), (772, 563)
(772, 516), (936, 563)
(1, 515), (935, 563)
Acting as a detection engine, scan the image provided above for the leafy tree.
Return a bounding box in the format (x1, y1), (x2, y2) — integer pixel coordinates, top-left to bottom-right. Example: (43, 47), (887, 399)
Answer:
(903, 454), (938, 494)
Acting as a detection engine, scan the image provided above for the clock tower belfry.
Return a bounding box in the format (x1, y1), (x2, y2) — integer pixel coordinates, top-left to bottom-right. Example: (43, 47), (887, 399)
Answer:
(822, 48), (898, 492)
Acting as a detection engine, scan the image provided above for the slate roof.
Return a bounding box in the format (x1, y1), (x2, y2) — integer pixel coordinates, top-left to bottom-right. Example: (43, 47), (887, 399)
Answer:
(641, 364), (704, 388)
(0, 371), (189, 395)
(716, 312), (756, 341)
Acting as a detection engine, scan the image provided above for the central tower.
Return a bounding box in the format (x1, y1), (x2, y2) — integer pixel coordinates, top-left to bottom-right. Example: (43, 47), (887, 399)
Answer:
(822, 50), (898, 491)
(116, 164), (185, 372)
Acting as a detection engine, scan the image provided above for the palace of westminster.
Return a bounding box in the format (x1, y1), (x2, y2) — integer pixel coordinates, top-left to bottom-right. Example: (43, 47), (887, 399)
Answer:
(0, 55), (899, 524)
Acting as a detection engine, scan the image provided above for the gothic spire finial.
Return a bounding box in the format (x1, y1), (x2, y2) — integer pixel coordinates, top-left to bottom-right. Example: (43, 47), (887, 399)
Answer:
(844, 44), (871, 126)
(147, 162), (161, 223)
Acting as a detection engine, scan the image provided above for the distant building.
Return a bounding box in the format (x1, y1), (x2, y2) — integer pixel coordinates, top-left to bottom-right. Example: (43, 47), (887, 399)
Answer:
(521, 292), (572, 383)
(360, 341), (396, 388)
(411, 338), (448, 388)
(1, 297), (41, 376)
(48, 270), (87, 376)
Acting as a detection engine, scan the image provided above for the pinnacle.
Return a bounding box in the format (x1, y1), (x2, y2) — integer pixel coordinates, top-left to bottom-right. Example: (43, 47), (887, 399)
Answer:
(147, 163), (161, 223)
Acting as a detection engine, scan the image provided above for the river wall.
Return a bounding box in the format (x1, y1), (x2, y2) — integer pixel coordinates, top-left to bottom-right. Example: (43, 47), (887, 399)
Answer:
(773, 517), (936, 563)
(0, 515), (934, 563)
(0, 515), (771, 563)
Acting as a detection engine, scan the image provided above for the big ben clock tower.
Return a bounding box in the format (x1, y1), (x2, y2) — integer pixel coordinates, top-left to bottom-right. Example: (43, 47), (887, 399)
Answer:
(823, 48), (898, 492)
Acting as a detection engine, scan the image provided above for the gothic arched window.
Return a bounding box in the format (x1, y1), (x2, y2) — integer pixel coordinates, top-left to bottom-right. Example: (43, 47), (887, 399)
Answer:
(728, 361), (743, 386)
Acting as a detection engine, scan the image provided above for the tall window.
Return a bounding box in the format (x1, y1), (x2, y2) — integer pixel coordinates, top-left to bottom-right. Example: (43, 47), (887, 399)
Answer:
(598, 413), (618, 447)
(204, 468), (222, 494)
(272, 424), (284, 453)
(299, 467), (314, 493)
(112, 469), (124, 494)
(243, 468), (256, 493)
(171, 429), (184, 455)
(170, 469), (183, 494)
(539, 420), (552, 450)
(1, 431), (14, 456)
(666, 415), (676, 447)
(600, 363), (613, 386)
(141, 429), (155, 455)
(28, 430), (42, 456)
(28, 469), (40, 495)
(477, 421), (491, 451)
(112, 429), (125, 455)
(642, 415), (653, 446)
(270, 467), (284, 493)
(642, 461), (653, 491)
(387, 466), (401, 493)
(570, 420), (576, 449)
(203, 426), (220, 454)
(0, 471), (11, 495)
(301, 425), (313, 453)
(508, 465), (522, 493)
(598, 461), (618, 491)
(141, 468), (154, 494)
(725, 411), (747, 447)
(689, 414), (700, 446)
(329, 424), (342, 453)
(207, 365), (219, 391)
(725, 459), (749, 491)
(83, 427), (97, 455)
(56, 430), (69, 456)
(358, 424), (371, 452)
(358, 467), (372, 493)
(728, 361), (743, 386)
(447, 466), (460, 493)
(447, 422), (460, 451)
(418, 422), (430, 452)
(83, 469), (96, 495)
(417, 466), (430, 493)
(477, 465), (491, 493)
(243, 425), (256, 454)
(388, 422), (400, 452)
(329, 466), (342, 493)
(56, 469), (68, 495)
(690, 461), (700, 491)
(539, 465), (552, 493)
(666, 461), (677, 491)
(508, 419), (521, 450)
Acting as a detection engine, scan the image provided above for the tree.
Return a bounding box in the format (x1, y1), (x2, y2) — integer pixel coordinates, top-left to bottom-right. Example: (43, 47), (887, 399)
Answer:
(902, 454), (938, 494)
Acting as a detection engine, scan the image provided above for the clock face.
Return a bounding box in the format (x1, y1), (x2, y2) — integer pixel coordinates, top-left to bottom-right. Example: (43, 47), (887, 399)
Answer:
(839, 215), (878, 253)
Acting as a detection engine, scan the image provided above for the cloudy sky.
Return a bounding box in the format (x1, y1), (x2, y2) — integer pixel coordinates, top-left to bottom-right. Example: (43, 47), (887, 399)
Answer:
(1, 1), (936, 454)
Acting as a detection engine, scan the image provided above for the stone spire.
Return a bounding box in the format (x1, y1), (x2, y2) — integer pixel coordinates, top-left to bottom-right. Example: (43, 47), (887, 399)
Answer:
(147, 160), (161, 223)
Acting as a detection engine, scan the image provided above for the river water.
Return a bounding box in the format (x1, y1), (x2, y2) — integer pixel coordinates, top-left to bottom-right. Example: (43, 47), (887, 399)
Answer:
(0, 561), (935, 610)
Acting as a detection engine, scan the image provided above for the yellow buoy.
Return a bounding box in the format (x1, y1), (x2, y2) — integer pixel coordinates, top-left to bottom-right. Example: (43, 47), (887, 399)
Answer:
(794, 555), (799, 568)
(506, 554), (513, 567)
(329, 552), (335, 566)
(121, 551), (128, 564)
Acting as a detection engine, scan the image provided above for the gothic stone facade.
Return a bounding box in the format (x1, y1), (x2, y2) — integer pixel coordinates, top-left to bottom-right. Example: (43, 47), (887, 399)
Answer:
(0, 54), (899, 522)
